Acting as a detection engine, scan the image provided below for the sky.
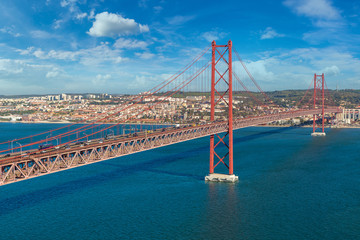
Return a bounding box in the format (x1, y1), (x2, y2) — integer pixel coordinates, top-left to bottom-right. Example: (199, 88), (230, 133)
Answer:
(0, 0), (360, 95)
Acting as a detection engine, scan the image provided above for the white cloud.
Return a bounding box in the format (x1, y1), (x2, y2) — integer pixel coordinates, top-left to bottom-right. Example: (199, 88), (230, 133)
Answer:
(135, 52), (155, 59)
(88, 12), (150, 37)
(260, 27), (285, 40)
(53, 19), (64, 29)
(60, 0), (78, 12)
(0, 26), (21, 37)
(76, 12), (87, 20)
(283, 0), (343, 29)
(60, 0), (89, 23)
(88, 9), (95, 20)
(128, 73), (170, 90)
(47, 49), (78, 60)
(202, 30), (226, 42)
(139, 24), (150, 33)
(17, 44), (127, 66)
(17, 47), (35, 55)
(46, 71), (59, 78)
(322, 65), (340, 76)
(0, 59), (24, 74)
(93, 74), (111, 85)
(60, 0), (70, 7)
(30, 30), (56, 39)
(167, 15), (195, 25)
(114, 38), (149, 49)
(236, 47), (360, 90)
(33, 49), (47, 59)
(234, 60), (276, 88)
(283, 0), (340, 21)
(0, 59), (65, 95)
(283, 0), (352, 47)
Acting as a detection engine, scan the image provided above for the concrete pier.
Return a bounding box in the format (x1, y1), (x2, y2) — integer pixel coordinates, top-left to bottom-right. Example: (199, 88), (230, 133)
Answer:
(311, 132), (326, 136)
(205, 173), (238, 182)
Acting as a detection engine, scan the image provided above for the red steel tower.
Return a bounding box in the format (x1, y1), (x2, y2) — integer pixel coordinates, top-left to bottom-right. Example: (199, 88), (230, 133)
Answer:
(311, 73), (326, 136)
(205, 40), (238, 182)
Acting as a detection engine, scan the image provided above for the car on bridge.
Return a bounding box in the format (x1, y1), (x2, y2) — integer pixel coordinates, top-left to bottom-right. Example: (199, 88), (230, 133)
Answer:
(39, 143), (54, 152)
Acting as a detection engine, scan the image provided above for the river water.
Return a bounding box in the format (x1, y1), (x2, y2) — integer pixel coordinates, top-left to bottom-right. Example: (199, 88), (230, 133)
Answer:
(0, 123), (359, 240)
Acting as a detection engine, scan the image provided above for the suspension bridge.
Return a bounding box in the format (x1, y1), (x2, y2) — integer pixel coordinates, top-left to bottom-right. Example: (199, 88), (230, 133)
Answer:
(0, 40), (342, 186)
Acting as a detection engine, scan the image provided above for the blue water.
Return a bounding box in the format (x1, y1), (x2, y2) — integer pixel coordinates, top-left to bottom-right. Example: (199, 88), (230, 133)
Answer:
(0, 123), (359, 240)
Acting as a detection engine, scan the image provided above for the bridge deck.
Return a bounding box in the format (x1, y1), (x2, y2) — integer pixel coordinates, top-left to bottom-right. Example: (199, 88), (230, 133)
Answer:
(0, 108), (341, 186)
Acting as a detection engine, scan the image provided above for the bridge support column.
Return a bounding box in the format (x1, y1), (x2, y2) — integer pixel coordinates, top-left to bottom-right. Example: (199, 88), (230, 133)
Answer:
(205, 40), (238, 182)
(311, 73), (326, 136)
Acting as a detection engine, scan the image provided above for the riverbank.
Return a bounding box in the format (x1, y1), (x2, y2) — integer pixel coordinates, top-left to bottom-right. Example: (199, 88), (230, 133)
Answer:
(2, 120), (360, 129)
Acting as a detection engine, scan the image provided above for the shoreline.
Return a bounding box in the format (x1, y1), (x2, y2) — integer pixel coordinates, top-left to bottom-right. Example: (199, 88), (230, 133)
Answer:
(1, 120), (174, 126)
(1, 121), (360, 129)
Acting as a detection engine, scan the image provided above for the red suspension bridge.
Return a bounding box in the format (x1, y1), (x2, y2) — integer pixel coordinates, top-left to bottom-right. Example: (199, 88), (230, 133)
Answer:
(0, 40), (341, 185)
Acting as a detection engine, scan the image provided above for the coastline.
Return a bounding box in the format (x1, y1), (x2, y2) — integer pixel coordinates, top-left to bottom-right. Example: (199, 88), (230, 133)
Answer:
(1, 120), (360, 129)
(1, 120), (174, 126)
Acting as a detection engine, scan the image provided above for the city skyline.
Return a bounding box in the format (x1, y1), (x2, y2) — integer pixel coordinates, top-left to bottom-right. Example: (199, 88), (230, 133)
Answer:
(0, 0), (360, 95)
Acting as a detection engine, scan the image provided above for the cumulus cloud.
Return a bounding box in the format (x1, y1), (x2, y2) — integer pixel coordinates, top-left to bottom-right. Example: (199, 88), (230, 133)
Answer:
(113, 38), (149, 49)
(235, 59), (276, 85)
(322, 65), (340, 76)
(260, 27), (285, 40)
(88, 12), (150, 37)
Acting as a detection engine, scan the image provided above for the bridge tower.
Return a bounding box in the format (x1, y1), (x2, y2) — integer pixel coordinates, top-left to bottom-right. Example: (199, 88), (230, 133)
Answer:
(311, 73), (326, 136)
(205, 40), (238, 182)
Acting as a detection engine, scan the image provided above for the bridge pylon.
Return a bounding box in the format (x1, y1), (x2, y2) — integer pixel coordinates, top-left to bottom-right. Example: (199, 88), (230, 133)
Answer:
(205, 40), (238, 182)
(311, 73), (326, 136)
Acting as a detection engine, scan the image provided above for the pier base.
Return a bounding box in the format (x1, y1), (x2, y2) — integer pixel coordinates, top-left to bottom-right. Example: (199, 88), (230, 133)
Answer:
(311, 132), (326, 136)
(205, 173), (238, 182)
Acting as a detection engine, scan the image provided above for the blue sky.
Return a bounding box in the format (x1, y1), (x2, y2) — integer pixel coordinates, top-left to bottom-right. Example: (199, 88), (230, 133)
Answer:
(0, 0), (359, 95)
